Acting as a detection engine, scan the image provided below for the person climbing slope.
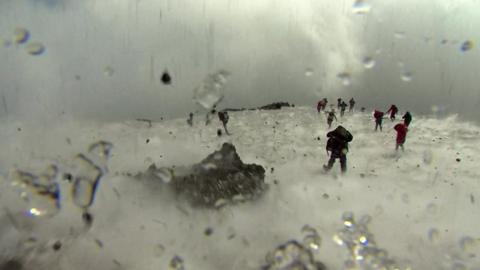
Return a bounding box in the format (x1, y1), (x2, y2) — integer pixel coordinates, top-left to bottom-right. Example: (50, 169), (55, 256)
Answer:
(394, 122), (408, 151)
(326, 109), (338, 128)
(349, 98), (355, 112)
(218, 111), (231, 135)
(387, 104), (399, 121)
(339, 101), (348, 117)
(373, 110), (384, 131)
(323, 125), (353, 173)
(402, 111), (412, 127)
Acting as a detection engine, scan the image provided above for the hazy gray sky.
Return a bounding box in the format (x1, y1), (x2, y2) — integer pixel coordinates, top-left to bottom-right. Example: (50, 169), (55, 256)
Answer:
(0, 0), (479, 122)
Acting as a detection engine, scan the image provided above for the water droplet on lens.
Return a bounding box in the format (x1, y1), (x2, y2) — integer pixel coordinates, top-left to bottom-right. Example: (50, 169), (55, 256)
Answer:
(342, 211), (355, 227)
(352, 0), (371, 14)
(169, 255), (185, 270)
(72, 154), (103, 209)
(193, 70), (230, 110)
(88, 141), (113, 168)
(103, 66), (114, 77)
(337, 72), (351, 86)
(154, 168), (173, 183)
(303, 234), (321, 251)
(305, 68), (314, 77)
(362, 56), (375, 69)
(460, 40), (473, 52)
(459, 236), (476, 253)
(401, 72), (413, 82)
(25, 42), (45, 55)
(10, 165), (61, 218)
(14, 28), (30, 44)
(161, 70), (172, 85)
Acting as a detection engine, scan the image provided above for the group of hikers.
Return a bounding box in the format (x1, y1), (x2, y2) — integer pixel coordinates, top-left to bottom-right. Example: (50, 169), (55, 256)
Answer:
(318, 98), (413, 173)
(185, 97), (414, 174)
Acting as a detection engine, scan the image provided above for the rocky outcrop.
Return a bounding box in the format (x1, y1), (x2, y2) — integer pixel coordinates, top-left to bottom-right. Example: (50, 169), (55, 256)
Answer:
(147, 143), (266, 207)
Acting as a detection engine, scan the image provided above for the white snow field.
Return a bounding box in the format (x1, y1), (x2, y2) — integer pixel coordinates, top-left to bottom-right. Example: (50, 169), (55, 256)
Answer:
(1, 106), (480, 270)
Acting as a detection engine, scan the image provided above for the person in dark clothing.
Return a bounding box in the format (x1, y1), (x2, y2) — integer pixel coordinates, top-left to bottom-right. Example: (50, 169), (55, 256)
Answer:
(340, 101), (348, 117)
(218, 111), (230, 135)
(326, 109), (337, 128)
(323, 125), (353, 173)
(394, 123), (408, 151)
(337, 98), (342, 109)
(386, 105), (399, 121)
(373, 110), (384, 131)
(402, 111), (412, 127)
(349, 98), (355, 112)
(187, 112), (193, 126)
(317, 98), (327, 113)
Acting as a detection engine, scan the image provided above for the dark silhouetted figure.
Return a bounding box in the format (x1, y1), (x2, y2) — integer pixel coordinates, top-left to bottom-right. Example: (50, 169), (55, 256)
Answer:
(339, 101), (348, 117)
(373, 110), (384, 131)
(326, 109), (338, 128)
(394, 123), (408, 151)
(349, 98), (355, 112)
(337, 98), (342, 109)
(402, 111), (412, 127)
(218, 111), (230, 135)
(317, 98), (327, 113)
(187, 112), (193, 126)
(387, 105), (399, 121)
(323, 125), (353, 173)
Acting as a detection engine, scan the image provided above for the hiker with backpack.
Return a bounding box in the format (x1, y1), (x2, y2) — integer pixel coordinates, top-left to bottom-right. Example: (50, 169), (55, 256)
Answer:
(387, 104), (399, 121)
(349, 98), (355, 112)
(373, 110), (384, 131)
(317, 98), (327, 113)
(326, 109), (338, 128)
(339, 101), (348, 117)
(324, 125), (353, 173)
(394, 122), (408, 151)
(218, 111), (230, 135)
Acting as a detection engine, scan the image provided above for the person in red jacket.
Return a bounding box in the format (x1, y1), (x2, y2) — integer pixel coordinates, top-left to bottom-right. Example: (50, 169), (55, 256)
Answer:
(394, 123), (408, 151)
(317, 98), (327, 113)
(373, 110), (384, 131)
(386, 105), (398, 121)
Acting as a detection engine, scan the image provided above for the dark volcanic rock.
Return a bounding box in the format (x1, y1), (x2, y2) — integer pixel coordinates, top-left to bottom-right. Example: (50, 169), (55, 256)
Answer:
(149, 143), (266, 207)
(262, 240), (326, 270)
(258, 102), (292, 110)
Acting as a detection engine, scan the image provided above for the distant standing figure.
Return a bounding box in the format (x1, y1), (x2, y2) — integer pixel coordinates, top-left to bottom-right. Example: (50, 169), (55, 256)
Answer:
(394, 123), (408, 151)
(387, 105), (399, 121)
(402, 111), (412, 127)
(317, 98), (327, 113)
(337, 98), (342, 109)
(349, 98), (355, 112)
(373, 110), (384, 131)
(187, 112), (193, 126)
(326, 109), (338, 128)
(323, 125), (353, 173)
(339, 101), (348, 117)
(218, 111), (230, 135)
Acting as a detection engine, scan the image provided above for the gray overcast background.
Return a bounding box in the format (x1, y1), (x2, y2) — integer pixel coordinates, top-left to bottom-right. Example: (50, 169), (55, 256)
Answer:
(0, 0), (479, 123)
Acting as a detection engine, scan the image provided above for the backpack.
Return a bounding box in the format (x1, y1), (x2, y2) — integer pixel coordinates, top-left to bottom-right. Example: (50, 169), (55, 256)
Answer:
(326, 126), (352, 152)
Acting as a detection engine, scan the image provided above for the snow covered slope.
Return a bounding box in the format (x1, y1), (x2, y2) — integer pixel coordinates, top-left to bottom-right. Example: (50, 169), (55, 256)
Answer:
(0, 106), (479, 269)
